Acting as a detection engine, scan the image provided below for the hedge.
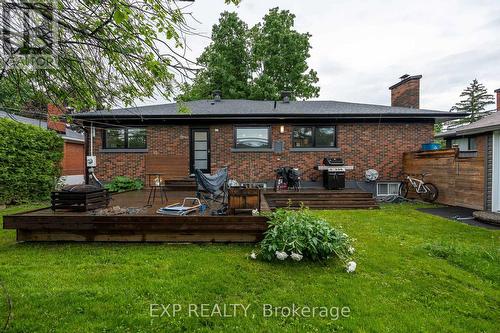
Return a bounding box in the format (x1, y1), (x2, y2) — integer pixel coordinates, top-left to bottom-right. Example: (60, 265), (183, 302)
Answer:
(0, 118), (64, 204)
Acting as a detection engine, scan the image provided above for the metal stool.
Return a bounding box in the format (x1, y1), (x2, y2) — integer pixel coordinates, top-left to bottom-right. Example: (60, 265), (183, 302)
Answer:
(146, 173), (168, 206)
(147, 185), (168, 206)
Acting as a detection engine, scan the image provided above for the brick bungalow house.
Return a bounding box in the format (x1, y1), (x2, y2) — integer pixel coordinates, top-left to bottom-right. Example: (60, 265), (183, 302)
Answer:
(0, 105), (85, 185)
(73, 75), (462, 196)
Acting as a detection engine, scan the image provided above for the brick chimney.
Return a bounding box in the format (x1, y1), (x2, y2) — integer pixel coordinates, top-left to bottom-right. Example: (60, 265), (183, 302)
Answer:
(389, 74), (422, 108)
(495, 88), (500, 112)
(47, 104), (67, 133)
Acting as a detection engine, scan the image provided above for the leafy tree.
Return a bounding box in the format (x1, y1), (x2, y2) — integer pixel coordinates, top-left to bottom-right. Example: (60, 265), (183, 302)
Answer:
(180, 11), (251, 101)
(449, 79), (495, 127)
(250, 8), (319, 100)
(180, 8), (320, 101)
(0, 0), (239, 110)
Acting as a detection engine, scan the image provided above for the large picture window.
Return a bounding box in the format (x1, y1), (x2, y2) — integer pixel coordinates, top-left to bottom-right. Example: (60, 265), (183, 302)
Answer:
(292, 126), (336, 148)
(104, 128), (147, 149)
(234, 127), (271, 149)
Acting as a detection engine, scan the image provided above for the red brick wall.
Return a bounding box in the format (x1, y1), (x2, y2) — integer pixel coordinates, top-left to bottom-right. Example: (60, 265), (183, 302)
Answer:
(62, 142), (85, 176)
(391, 80), (420, 108)
(93, 125), (190, 181)
(47, 104), (67, 133)
(211, 123), (433, 182)
(91, 122), (433, 183)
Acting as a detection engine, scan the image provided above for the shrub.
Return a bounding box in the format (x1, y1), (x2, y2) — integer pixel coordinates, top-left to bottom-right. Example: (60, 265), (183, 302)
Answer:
(0, 118), (64, 204)
(104, 176), (143, 192)
(257, 208), (355, 264)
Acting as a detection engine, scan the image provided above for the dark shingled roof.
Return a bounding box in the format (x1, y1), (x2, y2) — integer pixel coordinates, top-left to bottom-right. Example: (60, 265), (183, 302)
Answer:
(72, 99), (465, 121)
(436, 111), (500, 138)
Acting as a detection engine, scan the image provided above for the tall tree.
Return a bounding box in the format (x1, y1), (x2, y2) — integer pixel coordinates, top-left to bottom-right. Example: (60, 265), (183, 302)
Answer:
(448, 79), (495, 127)
(180, 8), (320, 101)
(180, 11), (251, 101)
(0, 0), (239, 111)
(250, 8), (320, 100)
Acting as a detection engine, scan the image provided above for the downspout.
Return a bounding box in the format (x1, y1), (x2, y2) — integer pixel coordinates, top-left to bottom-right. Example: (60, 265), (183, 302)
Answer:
(84, 124), (90, 184)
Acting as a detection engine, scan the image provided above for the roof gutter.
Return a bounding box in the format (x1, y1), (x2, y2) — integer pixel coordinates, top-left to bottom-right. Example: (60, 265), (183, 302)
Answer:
(72, 112), (467, 122)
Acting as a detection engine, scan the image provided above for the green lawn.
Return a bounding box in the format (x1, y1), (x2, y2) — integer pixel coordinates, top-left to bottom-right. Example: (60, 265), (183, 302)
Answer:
(0, 204), (499, 332)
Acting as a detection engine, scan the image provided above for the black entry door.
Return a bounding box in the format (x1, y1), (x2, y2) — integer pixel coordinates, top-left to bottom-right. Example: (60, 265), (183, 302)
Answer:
(190, 128), (211, 174)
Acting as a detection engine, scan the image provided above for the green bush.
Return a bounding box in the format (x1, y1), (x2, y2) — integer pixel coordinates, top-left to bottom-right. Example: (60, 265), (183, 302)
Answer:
(104, 176), (143, 192)
(258, 208), (355, 263)
(0, 118), (64, 204)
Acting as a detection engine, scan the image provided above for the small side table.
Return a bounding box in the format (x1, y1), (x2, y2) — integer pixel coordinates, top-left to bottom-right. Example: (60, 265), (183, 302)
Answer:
(146, 173), (168, 206)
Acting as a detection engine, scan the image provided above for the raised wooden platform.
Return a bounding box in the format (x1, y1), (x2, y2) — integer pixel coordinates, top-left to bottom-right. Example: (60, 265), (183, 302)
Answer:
(4, 214), (268, 242)
(264, 189), (378, 209)
(3, 190), (268, 243)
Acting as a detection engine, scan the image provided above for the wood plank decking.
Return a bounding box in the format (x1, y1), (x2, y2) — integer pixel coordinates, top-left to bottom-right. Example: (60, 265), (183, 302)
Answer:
(3, 188), (377, 243)
(3, 190), (268, 243)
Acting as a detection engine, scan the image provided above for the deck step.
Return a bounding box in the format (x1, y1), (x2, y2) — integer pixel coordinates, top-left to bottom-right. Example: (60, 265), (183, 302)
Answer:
(270, 205), (379, 210)
(263, 190), (378, 209)
(265, 193), (373, 198)
(163, 179), (197, 191)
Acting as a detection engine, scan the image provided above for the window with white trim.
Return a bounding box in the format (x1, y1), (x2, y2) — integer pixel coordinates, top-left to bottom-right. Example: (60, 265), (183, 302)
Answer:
(377, 182), (400, 196)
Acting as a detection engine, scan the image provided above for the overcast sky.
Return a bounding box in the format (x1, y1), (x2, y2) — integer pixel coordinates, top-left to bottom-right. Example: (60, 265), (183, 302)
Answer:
(142, 0), (500, 111)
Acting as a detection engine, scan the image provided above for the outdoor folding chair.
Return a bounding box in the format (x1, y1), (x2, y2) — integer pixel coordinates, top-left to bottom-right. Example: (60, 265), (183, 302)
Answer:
(194, 167), (229, 213)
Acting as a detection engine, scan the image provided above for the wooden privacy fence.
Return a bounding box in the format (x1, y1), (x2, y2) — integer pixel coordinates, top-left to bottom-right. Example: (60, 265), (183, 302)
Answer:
(403, 149), (485, 210)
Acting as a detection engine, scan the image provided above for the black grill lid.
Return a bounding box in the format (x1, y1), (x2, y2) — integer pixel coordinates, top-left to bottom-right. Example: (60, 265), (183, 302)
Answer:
(323, 158), (344, 166)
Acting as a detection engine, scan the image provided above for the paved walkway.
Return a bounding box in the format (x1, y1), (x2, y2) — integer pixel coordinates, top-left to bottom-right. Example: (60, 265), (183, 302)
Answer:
(417, 206), (500, 230)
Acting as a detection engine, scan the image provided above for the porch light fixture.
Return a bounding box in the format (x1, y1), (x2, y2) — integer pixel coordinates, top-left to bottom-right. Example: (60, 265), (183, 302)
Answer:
(279, 125), (285, 133)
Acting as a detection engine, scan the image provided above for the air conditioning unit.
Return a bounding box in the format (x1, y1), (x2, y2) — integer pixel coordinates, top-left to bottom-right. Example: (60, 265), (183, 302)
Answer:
(86, 156), (96, 167)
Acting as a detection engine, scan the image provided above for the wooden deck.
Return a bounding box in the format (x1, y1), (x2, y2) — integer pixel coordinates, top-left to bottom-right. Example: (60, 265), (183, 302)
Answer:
(3, 188), (377, 243)
(3, 190), (268, 243)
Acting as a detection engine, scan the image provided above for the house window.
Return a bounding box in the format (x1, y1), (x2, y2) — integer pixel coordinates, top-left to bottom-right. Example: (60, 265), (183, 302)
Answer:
(377, 182), (400, 196)
(104, 128), (146, 149)
(234, 127), (271, 149)
(450, 137), (476, 151)
(292, 126), (336, 148)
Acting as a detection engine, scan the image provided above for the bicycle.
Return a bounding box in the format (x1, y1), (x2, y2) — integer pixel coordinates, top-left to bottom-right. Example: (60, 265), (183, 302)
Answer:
(399, 173), (439, 202)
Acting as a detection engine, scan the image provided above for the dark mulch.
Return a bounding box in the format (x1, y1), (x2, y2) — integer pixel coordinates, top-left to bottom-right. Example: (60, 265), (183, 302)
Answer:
(417, 206), (500, 230)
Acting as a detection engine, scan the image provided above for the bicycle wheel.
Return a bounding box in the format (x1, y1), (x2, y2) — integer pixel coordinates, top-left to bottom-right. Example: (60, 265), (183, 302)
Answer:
(420, 183), (439, 202)
(398, 181), (409, 198)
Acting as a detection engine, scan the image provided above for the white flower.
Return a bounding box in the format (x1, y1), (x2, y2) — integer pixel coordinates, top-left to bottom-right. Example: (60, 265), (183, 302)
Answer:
(290, 252), (303, 261)
(275, 251), (288, 260)
(348, 246), (355, 254)
(346, 261), (357, 273)
(250, 252), (257, 260)
(251, 209), (259, 216)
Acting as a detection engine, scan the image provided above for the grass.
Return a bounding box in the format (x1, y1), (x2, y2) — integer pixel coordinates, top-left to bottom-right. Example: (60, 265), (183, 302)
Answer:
(0, 203), (499, 332)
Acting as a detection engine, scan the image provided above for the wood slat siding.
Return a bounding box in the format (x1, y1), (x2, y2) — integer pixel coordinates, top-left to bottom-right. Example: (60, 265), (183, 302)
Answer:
(145, 155), (189, 180)
(403, 136), (487, 210)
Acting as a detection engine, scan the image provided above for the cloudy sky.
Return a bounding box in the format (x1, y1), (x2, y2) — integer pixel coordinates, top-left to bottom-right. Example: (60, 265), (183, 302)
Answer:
(143, 0), (500, 111)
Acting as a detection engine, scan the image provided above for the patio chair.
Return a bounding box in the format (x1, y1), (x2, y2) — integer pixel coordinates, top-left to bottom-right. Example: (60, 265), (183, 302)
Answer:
(194, 167), (228, 214)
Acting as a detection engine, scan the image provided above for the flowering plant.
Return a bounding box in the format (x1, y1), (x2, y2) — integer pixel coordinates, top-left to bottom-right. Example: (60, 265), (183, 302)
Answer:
(254, 208), (356, 269)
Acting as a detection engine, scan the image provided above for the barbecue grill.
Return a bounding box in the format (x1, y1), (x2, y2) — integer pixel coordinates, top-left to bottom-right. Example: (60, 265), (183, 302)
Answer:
(322, 158), (346, 190)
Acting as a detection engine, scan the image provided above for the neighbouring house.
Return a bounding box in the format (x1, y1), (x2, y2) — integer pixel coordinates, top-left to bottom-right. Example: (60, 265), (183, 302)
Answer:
(72, 75), (462, 196)
(413, 88), (500, 212)
(0, 104), (86, 185)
